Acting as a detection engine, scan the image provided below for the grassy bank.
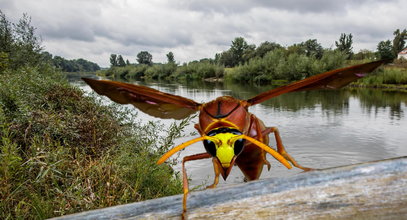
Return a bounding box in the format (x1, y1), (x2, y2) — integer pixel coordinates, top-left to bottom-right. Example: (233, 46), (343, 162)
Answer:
(0, 67), (184, 219)
(352, 59), (407, 90)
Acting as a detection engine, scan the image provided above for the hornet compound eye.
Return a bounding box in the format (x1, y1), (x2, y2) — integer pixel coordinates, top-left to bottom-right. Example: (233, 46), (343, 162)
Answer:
(203, 139), (217, 157)
(233, 138), (245, 156)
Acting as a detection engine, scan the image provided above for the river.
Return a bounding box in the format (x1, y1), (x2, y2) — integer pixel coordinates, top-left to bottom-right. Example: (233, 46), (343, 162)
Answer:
(70, 74), (407, 188)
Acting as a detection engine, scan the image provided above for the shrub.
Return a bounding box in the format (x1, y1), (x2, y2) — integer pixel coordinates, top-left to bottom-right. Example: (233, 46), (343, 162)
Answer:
(227, 48), (347, 84)
(174, 62), (224, 80)
(0, 67), (184, 218)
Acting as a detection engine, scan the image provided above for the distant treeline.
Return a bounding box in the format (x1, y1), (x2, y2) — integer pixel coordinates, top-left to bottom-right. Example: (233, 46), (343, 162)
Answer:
(0, 10), (100, 73)
(102, 30), (406, 84)
(43, 52), (101, 72)
(104, 47), (346, 84)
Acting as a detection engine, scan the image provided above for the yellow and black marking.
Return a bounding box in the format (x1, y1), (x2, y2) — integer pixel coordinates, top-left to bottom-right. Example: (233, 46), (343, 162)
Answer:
(203, 127), (245, 167)
(157, 127), (292, 169)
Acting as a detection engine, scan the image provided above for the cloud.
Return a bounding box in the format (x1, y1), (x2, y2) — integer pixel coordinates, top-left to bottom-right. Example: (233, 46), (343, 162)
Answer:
(1, 0), (406, 67)
(171, 0), (398, 14)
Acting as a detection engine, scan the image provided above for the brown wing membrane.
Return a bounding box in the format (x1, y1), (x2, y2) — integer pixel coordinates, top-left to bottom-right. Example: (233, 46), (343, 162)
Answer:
(82, 78), (201, 119)
(246, 59), (391, 106)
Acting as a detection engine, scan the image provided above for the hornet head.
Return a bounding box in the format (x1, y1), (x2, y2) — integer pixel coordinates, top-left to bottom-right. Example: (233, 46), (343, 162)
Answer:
(156, 128), (292, 176)
(203, 127), (245, 180)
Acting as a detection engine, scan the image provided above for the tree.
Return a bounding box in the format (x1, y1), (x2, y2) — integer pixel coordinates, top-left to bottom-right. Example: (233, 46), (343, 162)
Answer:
(137, 51), (153, 65)
(126, 59), (130, 65)
(353, 49), (375, 60)
(0, 11), (12, 71)
(242, 44), (256, 63)
(12, 13), (42, 68)
(0, 11), (43, 69)
(287, 43), (306, 55)
(110, 54), (118, 67)
(335, 33), (353, 59)
(214, 53), (222, 65)
(117, 55), (126, 67)
(0, 10), (13, 54)
(40, 51), (53, 62)
(392, 29), (407, 56)
(230, 37), (249, 66)
(76, 58), (100, 72)
(218, 50), (235, 67)
(376, 40), (394, 59)
(52, 56), (100, 72)
(301, 39), (323, 59)
(166, 51), (175, 64)
(255, 41), (282, 58)
(0, 52), (8, 72)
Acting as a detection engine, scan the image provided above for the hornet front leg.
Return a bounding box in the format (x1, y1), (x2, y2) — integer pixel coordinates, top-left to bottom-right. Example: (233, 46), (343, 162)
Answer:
(263, 127), (313, 171)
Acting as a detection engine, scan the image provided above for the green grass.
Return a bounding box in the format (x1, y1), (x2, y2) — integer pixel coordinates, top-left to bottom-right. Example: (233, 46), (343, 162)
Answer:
(0, 67), (184, 219)
(354, 66), (407, 89)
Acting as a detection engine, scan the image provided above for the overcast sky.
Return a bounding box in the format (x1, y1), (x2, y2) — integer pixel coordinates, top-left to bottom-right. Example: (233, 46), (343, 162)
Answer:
(1, 0), (406, 67)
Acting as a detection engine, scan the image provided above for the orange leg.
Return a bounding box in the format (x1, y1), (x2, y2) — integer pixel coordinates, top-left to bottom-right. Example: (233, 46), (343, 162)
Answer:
(182, 153), (212, 212)
(267, 127), (313, 171)
(206, 157), (221, 188)
(251, 116), (272, 171)
(264, 159), (271, 171)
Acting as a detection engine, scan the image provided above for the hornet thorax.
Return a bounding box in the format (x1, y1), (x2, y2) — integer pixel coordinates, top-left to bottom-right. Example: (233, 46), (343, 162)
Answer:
(197, 96), (251, 135)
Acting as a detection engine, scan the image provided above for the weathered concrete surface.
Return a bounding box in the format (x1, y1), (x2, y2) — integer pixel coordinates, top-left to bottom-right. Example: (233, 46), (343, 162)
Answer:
(52, 156), (407, 219)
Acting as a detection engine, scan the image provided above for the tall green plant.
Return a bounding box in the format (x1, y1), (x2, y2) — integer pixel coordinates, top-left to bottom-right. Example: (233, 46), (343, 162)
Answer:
(0, 11), (43, 70)
(377, 40), (394, 59)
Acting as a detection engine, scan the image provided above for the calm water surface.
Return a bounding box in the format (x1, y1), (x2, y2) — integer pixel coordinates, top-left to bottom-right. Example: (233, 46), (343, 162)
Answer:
(71, 75), (407, 188)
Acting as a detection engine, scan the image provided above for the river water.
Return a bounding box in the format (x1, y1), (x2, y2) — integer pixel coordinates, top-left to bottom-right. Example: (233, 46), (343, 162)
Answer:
(70, 74), (407, 188)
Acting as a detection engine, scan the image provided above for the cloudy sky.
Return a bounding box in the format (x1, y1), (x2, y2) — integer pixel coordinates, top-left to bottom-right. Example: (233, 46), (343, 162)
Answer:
(1, 0), (406, 67)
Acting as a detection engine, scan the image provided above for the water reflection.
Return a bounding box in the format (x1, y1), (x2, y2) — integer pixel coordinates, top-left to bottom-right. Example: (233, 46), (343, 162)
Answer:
(351, 89), (406, 120)
(71, 75), (407, 188)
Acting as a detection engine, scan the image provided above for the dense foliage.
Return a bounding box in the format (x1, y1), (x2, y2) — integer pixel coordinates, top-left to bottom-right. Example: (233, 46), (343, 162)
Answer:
(0, 11), (43, 71)
(225, 49), (347, 83)
(136, 51), (153, 65)
(0, 68), (184, 219)
(99, 31), (406, 86)
(51, 54), (100, 72)
(101, 42), (348, 84)
(335, 33), (353, 59)
(377, 29), (407, 60)
(356, 59), (407, 88)
(377, 40), (395, 60)
(0, 11), (183, 219)
(110, 54), (129, 67)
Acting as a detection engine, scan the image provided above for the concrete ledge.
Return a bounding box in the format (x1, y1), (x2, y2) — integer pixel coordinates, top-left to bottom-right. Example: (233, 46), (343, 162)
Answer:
(52, 156), (407, 219)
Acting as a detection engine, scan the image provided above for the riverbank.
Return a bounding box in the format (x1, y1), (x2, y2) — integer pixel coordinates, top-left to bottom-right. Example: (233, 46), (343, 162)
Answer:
(351, 63), (407, 90)
(350, 83), (407, 91)
(0, 67), (184, 219)
(98, 59), (407, 91)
